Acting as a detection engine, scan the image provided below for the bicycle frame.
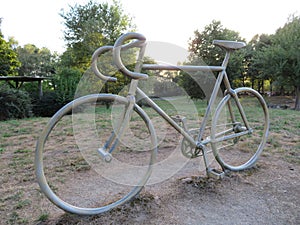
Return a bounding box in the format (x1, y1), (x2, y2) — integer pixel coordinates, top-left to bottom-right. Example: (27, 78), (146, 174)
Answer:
(94, 32), (254, 176)
(141, 51), (251, 142)
(103, 49), (252, 161)
(35, 32), (269, 215)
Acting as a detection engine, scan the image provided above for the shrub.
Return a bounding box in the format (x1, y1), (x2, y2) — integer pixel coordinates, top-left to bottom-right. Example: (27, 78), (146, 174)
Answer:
(54, 67), (81, 105)
(31, 91), (63, 117)
(0, 84), (32, 120)
(153, 81), (183, 97)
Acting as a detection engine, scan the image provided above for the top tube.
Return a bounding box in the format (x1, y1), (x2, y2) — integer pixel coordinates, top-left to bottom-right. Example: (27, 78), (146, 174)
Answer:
(142, 64), (225, 72)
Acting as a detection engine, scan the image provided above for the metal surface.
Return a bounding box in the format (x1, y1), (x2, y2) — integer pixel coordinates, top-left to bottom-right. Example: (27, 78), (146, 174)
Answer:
(212, 40), (246, 50)
(36, 32), (269, 215)
(211, 87), (270, 171)
(142, 64), (225, 72)
(35, 94), (158, 215)
(113, 32), (148, 80)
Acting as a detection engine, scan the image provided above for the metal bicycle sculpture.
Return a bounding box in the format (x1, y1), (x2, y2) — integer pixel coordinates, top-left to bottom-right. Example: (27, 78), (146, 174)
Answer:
(35, 32), (269, 215)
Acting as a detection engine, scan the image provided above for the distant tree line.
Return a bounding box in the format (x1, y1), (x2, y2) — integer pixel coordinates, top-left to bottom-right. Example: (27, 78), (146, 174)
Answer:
(0, 0), (299, 120)
(0, 0), (134, 119)
(179, 17), (300, 110)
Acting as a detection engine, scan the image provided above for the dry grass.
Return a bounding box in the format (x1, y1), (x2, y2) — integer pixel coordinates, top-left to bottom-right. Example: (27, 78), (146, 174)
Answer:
(0, 96), (299, 224)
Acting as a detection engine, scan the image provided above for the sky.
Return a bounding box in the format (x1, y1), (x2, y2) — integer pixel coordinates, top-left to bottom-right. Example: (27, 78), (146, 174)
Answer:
(0, 0), (299, 54)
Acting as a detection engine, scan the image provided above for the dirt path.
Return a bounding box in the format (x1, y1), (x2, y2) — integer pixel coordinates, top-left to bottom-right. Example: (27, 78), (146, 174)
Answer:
(1, 105), (299, 225)
(42, 153), (299, 225)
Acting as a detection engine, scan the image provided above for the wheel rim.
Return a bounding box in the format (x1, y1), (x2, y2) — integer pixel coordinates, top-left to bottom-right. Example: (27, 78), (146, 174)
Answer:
(35, 94), (157, 215)
(211, 88), (269, 171)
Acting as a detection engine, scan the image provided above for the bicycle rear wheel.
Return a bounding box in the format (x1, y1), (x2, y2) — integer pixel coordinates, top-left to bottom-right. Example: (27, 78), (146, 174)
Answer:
(35, 94), (157, 215)
(211, 87), (269, 171)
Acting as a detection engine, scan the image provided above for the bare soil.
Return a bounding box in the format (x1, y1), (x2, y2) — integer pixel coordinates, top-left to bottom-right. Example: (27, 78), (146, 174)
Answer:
(42, 155), (299, 225)
(0, 98), (299, 225)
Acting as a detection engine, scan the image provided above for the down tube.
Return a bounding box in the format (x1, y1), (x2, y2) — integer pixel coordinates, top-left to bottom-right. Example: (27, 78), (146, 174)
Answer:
(136, 87), (196, 146)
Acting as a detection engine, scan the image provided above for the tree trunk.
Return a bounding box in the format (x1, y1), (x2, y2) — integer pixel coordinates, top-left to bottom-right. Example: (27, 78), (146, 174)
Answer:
(295, 85), (300, 111)
(280, 86), (284, 96)
(257, 81), (261, 93)
(251, 78), (254, 89)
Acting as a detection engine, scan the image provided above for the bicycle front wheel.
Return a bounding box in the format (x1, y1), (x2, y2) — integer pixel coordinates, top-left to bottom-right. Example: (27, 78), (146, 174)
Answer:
(35, 94), (157, 215)
(211, 87), (269, 171)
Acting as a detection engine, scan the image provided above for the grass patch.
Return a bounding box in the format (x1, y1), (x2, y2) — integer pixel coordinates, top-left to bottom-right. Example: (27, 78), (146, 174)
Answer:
(15, 199), (31, 209)
(37, 212), (49, 222)
(0, 96), (299, 224)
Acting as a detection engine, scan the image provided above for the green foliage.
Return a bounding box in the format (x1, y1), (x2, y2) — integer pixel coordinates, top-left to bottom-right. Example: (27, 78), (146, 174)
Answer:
(57, 0), (137, 99)
(188, 20), (245, 74)
(254, 15), (300, 109)
(31, 91), (62, 117)
(179, 20), (245, 99)
(0, 84), (32, 120)
(0, 23), (21, 76)
(153, 80), (183, 97)
(54, 67), (82, 105)
(60, 0), (135, 70)
(61, 0), (132, 46)
(177, 71), (206, 100)
(16, 44), (57, 77)
(245, 34), (272, 91)
(271, 15), (300, 87)
(31, 68), (82, 117)
(37, 213), (49, 222)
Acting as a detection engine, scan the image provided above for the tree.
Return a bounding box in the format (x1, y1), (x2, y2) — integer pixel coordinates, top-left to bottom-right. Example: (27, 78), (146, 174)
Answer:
(179, 20), (246, 99)
(58, 0), (137, 99)
(60, 0), (135, 70)
(15, 44), (57, 95)
(258, 15), (300, 110)
(246, 34), (272, 92)
(53, 67), (82, 104)
(188, 20), (245, 80)
(17, 44), (56, 77)
(0, 19), (21, 76)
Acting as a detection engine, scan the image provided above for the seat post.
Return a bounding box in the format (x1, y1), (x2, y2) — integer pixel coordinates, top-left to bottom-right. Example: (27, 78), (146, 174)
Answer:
(213, 39), (246, 68)
(221, 51), (231, 68)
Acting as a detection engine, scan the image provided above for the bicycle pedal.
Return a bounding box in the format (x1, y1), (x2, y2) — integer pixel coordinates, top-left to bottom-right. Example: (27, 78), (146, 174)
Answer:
(207, 168), (225, 179)
(171, 115), (184, 123)
(171, 115), (189, 132)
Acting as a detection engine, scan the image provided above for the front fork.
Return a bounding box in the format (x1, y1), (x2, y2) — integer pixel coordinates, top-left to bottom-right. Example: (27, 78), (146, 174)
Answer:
(98, 94), (136, 162)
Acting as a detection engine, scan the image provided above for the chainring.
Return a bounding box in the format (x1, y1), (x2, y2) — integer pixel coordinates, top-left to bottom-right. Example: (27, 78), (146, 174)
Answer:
(180, 128), (201, 158)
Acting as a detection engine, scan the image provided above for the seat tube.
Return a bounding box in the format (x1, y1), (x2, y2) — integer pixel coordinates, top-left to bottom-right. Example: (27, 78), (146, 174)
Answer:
(221, 51), (237, 124)
(221, 51), (233, 91)
(196, 51), (232, 142)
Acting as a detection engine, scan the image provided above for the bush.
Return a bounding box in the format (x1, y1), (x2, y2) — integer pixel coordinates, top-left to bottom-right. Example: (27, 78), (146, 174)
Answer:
(54, 67), (81, 105)
(177, 72), (206, 100)
(31, 91), (64, 117)
(31, 67), (82, 118)
(153, 81), (183, 97)
(0, 84), (32, 120)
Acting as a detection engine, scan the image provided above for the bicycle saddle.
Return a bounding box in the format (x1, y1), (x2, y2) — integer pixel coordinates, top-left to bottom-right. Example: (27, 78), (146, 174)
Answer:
(213, 40), (246, 51)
